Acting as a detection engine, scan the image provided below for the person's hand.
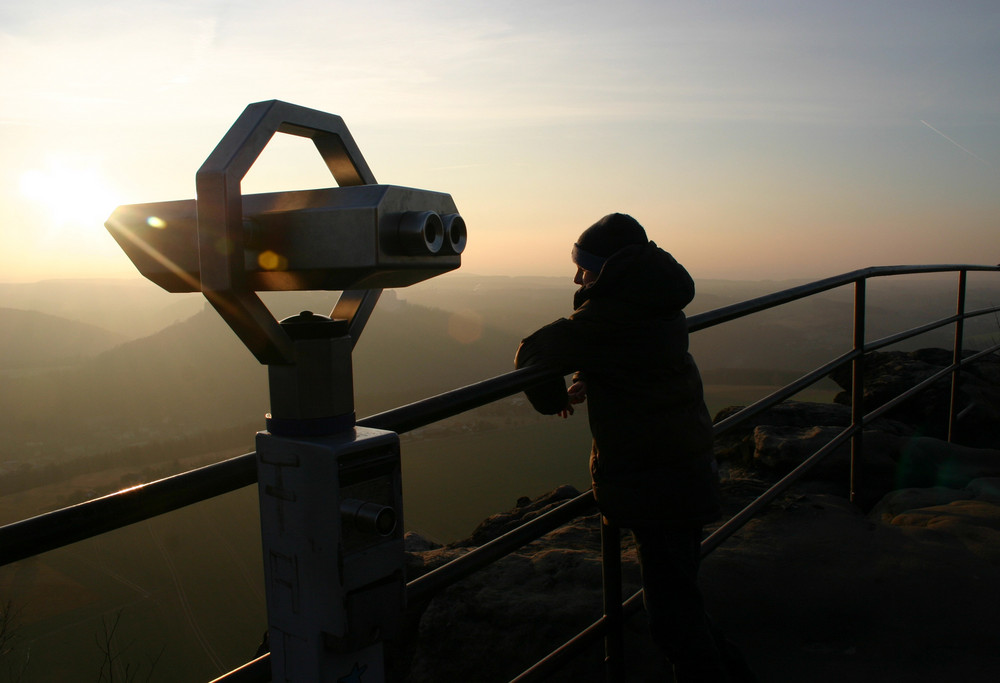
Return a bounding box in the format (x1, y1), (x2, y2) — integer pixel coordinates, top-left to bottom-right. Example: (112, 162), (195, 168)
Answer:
(558, 381), (587, 418)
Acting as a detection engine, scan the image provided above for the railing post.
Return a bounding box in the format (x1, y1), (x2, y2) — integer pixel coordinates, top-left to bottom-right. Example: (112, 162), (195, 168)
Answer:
(601, 516), (624, 682)
(948, 269), (968, 443)
(850, 277), (866, 504)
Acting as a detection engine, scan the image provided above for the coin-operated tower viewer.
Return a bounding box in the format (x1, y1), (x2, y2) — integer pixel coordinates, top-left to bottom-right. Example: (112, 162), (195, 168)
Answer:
(106, 100), (467, 682)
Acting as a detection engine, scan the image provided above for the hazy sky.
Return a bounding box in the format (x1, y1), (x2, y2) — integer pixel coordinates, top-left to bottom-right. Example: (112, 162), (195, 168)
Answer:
(1, 0), (997, 283)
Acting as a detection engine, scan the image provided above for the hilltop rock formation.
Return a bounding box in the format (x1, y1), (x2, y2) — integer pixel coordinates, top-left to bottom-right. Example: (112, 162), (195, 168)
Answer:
(714, 348), (1000, 507)
(828, 347), (1000, 447)
(400, 349), (1000, 682)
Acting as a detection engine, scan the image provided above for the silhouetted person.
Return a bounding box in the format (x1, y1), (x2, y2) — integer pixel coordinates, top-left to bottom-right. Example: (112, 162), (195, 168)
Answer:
(515, 214), (753, 682)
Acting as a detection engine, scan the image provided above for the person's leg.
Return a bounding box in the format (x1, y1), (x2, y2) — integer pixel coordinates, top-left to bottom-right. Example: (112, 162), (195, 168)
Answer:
(631, 524), (727, 682)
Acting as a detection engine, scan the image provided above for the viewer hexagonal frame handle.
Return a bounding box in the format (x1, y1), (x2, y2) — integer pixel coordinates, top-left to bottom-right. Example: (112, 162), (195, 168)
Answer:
(195, 100), (378, 365)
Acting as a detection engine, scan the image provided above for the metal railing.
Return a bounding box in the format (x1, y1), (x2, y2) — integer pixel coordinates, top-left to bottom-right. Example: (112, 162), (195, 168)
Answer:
(2, 264), (999, 683)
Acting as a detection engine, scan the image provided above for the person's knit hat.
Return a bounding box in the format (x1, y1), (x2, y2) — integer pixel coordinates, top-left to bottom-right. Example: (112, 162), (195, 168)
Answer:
(571, 213), (648, 274)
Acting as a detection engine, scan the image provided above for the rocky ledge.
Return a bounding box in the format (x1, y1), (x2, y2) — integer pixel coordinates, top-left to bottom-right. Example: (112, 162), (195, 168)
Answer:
(399, 349), (1000, 682)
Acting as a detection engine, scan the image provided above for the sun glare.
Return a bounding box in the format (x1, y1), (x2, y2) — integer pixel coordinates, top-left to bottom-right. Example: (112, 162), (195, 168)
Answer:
(19, 157), (120, 235)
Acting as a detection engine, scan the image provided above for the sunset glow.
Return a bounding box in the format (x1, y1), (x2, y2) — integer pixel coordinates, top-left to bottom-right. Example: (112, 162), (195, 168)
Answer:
(1, 1), (997, 283)
(19, 157), (119, 233)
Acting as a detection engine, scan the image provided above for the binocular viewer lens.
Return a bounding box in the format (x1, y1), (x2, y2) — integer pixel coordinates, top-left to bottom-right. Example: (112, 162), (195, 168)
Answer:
(443, 213), (467, 255)
(397, 211), (466, 256)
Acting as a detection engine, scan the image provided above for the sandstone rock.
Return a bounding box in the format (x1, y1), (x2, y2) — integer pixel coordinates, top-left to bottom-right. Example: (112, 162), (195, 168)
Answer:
(869, 486), (974, 523)
(714, 402), (849, 466)
(404, 531), (469, 580)
(743, 424), (899, 507)
(455, 484), (583, 548)
(405, 511), (646, 683)
(404, 531), (441, 553)
(701, 490), (1000, 682)
(748, 424), (897, 472)
(713, 400), (910, 468)
(749, 424), (840, 470)
(715, 400), (853, 429)
(403, 473), (1000, 682)
(885, 499), (1000, 563)
(869, 478), (1000, 564)
(712, 348), (1000, 509)
(966, 477), (1000, 504)
(828, 348), (1000, 446)
(894, 436), (1000, 489)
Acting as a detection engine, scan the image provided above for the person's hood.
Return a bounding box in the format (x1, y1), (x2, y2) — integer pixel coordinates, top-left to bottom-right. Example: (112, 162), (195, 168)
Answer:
(573, 241), (695, 314)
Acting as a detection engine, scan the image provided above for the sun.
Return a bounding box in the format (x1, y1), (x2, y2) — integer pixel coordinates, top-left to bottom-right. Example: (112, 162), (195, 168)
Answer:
(19, 156), (121, 236)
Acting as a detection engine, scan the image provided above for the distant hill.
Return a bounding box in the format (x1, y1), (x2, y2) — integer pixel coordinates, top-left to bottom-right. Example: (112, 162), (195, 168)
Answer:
(0, 278), (202, 340)
(0, 290), (524, 461)
(0, 308), (126, 368)
(1, 273), (995, 464)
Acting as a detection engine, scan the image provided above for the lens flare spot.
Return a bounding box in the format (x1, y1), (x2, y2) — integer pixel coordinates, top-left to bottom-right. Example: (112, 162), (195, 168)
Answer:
(146, 216), (167, 229)
(258, 250), (288, 271)
(448, 309), (484, 344)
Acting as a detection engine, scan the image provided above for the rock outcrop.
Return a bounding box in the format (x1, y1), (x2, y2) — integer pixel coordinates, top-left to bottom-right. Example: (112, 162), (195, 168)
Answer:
(828, 347), (1000, 447)
(400, 349), (1000, 682)
(714, 349), (1000, 507)
(399, 486), (635, 682)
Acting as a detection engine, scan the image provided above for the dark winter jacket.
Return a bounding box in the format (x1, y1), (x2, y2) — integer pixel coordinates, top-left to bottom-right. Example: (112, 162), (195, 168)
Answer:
(514, 242), (720, 528)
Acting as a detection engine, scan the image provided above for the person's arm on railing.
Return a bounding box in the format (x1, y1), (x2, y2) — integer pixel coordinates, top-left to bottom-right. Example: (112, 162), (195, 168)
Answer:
(514, 318), (579, 416)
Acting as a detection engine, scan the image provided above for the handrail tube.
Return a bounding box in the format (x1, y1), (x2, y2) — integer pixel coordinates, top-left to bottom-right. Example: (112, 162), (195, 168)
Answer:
(956, 344), (1000, 367)
(0, 451), (257, 567)
(850, 279), (866, 503)
(865, 312), (961, 353)
(407, 490), (597, 603)
(711, 349), (859, 437)
(208, 654), (270, 683)
(358, 364), (559, 434)
(509, 613), (612, 683)
(512, 588), (650, 683)
(961, 304), (1000, 320)
(861, 361), (960, 426)
(863, 304), (1000, 354)
(860, 341), (1000, 428)
(687, 264), (998, 333)
(949, 271), (968, 442)
(687, 271), (862, 333)
(4, 266), (995, 567)
(601, 518), (625, 682)
(0, 330), (831, 568)
(0, 365), (563, 568)
(702, 425), (858, 556)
